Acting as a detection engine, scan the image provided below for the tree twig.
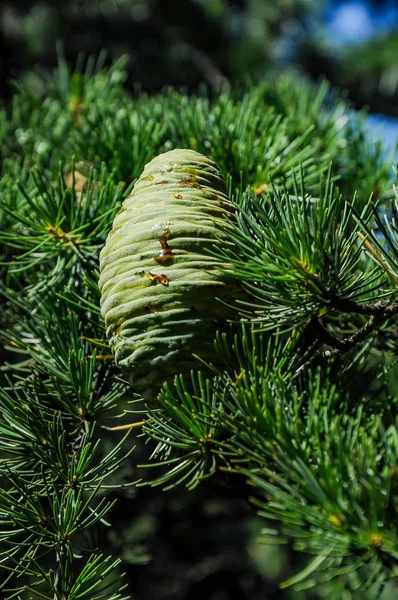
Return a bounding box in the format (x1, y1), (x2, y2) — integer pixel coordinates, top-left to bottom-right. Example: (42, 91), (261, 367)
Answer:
(296, 311), (388, 374)
(318, 313), (383, 358)
(327, 296), (398, 316)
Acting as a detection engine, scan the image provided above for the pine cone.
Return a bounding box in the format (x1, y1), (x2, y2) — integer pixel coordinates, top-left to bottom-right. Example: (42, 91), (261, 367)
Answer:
(99, 149), (242, 399)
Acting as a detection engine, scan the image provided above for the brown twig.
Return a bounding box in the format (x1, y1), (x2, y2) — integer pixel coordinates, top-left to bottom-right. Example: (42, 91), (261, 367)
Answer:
(317, 313), (384, 359)
(296, 307), (393, 374)
(327, 296), (398, 316)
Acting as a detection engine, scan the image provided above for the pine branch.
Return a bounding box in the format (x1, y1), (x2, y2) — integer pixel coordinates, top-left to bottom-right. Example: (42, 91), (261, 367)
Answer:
(327, 295), (398, 316)
(1, 52), (397, 598)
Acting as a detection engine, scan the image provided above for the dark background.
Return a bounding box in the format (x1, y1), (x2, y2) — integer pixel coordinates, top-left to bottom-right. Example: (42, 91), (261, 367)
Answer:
(1, 1), (397, 150)
(0, 2), (397, 599)
(1, 1), (397, 115)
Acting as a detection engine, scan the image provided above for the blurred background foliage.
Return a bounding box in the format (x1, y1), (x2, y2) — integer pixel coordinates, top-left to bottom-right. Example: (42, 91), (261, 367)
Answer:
(0, 0), (397, 122)
(0, 1), (397, 599)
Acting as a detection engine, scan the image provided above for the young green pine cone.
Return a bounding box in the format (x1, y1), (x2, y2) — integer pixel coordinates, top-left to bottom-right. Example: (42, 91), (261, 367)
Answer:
(99, 149), (242, 399)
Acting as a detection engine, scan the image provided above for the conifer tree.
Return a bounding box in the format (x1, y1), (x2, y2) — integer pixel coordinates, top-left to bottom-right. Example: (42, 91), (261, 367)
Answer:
(0, 54), (397, 599)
